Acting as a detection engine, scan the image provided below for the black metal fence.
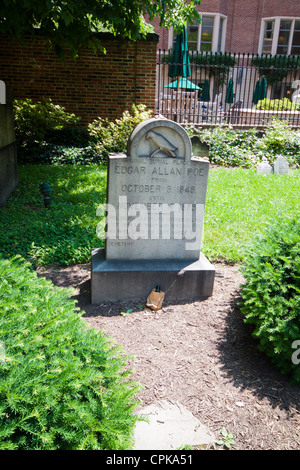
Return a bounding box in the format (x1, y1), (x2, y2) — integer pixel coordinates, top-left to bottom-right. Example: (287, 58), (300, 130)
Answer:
(155, 51), (300, 127)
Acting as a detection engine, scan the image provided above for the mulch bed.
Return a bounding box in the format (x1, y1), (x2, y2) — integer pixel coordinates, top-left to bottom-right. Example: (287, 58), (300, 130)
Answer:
(38, 261), (300, 450)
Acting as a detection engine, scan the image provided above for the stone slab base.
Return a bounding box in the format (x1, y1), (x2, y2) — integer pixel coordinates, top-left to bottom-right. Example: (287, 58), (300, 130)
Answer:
(91, 248), (215, 303)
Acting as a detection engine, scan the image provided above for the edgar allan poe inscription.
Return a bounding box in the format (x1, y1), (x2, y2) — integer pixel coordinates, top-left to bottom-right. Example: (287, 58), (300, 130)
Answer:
(115, 160), (205, 201)
(106, 119), (209, 260)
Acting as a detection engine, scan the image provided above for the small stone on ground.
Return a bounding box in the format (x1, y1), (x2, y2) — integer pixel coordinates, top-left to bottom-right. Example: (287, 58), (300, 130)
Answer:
(133, 400), (216, 450)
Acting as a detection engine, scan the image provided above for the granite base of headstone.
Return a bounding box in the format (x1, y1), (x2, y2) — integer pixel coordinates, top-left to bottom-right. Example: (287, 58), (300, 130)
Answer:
(91, 118), (215, 303)
(91, 249), (215, 302)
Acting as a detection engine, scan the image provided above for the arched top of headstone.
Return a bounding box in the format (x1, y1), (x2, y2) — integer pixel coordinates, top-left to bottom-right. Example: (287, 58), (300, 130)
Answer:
(127, 118), (192, 160)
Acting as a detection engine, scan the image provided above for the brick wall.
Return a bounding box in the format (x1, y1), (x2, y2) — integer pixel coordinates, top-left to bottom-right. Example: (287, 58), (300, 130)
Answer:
(0, 31), (159, 125)
(150, 0), (300, 53)
(226, 0), (300, 53)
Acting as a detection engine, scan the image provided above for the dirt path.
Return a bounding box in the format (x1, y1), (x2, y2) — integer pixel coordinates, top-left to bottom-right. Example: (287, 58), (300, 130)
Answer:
(38, 262), (300, 450)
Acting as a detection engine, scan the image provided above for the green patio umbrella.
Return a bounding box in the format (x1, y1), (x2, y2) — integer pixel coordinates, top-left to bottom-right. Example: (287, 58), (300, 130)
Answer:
(253, 79), (261, 105)
(253, 77), (267, 105)
(225, 78), (234, 104)
(164, 77), (201, 90)
(260, 77), (267, 100)
(168, 25), (191, 82)
(201, 79), (210, 102)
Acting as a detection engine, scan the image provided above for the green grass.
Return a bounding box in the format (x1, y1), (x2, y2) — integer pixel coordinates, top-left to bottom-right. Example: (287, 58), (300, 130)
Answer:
(203, 167), (300, 263)
(0, 164), (107, 266)
(0, 164), (299, 266)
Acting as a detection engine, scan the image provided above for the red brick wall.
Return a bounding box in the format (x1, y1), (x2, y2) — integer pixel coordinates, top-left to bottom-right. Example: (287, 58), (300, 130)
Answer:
(149, 0), (300, 53)
(225, 0), (300, 53)
(0, 32), (158, 125)
(261, 0), (300, 18)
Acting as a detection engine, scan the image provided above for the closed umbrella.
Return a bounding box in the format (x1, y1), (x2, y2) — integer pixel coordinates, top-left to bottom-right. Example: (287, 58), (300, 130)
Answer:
(253, 77), (267, 105)
(225, 78), (234, 104)
(260, 77), (267, 100)
(201, 79), (210, 102)
(253, 79), (261, 105)
(167, 25), (192, 122)
(168, 25), (191, 84)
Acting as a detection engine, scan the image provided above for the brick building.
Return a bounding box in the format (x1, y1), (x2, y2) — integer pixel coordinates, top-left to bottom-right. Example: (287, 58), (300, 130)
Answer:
(1, 2), (300, 126)
(0, 31), (158, 125)
(151, 0), (300, 55)
(153, 0), (300, 126)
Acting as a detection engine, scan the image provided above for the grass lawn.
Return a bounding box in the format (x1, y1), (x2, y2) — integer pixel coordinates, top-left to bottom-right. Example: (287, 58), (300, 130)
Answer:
(203, 167), (300, 263)
(0, 164), (299, 266)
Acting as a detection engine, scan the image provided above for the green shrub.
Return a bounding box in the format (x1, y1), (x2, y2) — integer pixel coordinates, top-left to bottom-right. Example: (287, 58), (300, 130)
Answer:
(13, 98), (80, 150)
(187, 120), (300, 168)
(256, 98), (297, 111)
(258, 119), (300, 167)
(88, 104), (152, 161)
(239, 215), (300, 384)
(188, 125), (259, 168)
(251, 55), (300, 85)
(0, 255), (141, 449)
(33, 143), (102, 165)
(15, 101), (151, 165)
(45, 127), (91, 147)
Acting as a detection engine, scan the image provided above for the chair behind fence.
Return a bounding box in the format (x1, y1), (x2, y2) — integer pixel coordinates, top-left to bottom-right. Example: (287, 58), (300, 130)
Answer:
(156, 51), (300, 127)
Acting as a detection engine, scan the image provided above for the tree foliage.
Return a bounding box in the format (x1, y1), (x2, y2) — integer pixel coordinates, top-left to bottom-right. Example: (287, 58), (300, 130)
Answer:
(0, 0), (202, 59)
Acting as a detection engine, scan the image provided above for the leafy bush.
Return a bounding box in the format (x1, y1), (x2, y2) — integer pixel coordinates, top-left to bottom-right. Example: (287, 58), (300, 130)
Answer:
(251, 55), (300, 85)
(14, 98), (80, 149)
(45, 127), (91, 147)
(258, 119), (300, 167)
(15, 101), (152, 165)
(239, 216), (300, 384)
(0, 255), (141, 449)
(31, 142), (102, 165)
(256, 98), (297, 111)
(188, 125), (259, 168)
(187, 120), (300, 168)
(88, 104), (152, 161)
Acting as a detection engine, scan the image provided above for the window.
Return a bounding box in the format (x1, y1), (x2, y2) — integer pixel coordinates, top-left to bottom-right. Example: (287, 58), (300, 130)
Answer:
(277, 20), (292, 54)
(291, 20), (300, 55)
(186, 20), (199, 51)
(260, 18), (300, 55)
(171, 14), (226, 53)
(199, 16), (214, 51)
(262, 20), (274, 54)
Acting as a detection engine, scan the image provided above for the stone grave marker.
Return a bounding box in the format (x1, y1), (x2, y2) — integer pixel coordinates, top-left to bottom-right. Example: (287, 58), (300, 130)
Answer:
(191, 135), (210, 161)
(274, 155), (289, 174)
(256, 157), (273, 174)
(91, 118), (215, 303)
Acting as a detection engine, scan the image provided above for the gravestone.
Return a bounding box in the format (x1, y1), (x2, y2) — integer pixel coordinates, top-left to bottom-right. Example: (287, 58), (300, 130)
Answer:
(91, 118), (215, 303)
(256, 157), (273, 174)
(274, 155), (289, 174)
(191, 135), (210, 161)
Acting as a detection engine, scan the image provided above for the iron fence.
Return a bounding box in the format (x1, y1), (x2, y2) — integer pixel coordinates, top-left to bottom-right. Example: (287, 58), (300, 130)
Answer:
(155, 51), (300, 127)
